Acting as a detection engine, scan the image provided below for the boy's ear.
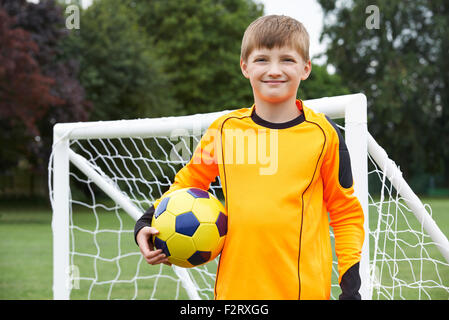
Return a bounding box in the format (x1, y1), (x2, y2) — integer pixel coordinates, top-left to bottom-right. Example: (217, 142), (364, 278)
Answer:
(301, 60), (312, 80)
(240, 58), (250, 79)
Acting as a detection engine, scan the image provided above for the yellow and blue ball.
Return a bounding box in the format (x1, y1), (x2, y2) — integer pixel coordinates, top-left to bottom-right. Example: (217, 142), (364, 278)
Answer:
(151, 187), (227, 268)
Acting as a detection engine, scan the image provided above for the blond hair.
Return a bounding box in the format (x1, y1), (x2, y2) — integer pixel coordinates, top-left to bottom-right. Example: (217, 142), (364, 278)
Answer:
(241, 15), (310, 62)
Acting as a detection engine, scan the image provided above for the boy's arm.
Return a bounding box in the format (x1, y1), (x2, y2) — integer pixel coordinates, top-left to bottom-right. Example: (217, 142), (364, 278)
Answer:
(134, 125), (220, 244)
(321, 117), (365, 300)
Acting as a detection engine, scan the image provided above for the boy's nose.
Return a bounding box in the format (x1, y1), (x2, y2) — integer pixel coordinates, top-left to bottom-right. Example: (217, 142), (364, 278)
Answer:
(267, 63), (282, 77)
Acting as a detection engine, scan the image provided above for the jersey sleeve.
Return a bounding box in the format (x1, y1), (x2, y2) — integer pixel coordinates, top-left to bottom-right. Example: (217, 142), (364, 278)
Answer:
(152, 120), (220, 208)
(321, 117), (365, 285)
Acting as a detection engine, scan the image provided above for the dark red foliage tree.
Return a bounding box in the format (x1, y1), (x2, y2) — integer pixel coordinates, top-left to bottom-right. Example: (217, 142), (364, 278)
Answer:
(0, 0), (91, 196)
(0, 7), (64, 172)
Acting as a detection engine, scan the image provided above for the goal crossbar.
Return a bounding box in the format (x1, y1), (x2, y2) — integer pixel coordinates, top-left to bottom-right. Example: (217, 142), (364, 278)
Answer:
(53, 94), (356, 141)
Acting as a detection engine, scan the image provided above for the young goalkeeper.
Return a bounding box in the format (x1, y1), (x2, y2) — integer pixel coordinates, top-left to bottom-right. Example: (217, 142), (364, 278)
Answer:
(134, 15), (365, 300)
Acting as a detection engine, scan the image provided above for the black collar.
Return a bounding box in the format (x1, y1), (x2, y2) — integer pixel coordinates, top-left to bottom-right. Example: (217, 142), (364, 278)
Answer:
(251, 109), (305, 129)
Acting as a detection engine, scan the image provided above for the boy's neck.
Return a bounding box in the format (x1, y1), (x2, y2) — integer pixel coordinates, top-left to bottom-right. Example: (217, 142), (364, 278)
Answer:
(253, 96), (301, 123)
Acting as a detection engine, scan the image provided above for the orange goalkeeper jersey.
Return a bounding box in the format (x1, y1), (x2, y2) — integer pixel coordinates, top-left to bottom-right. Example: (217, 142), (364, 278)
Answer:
(154, 100), (364, 300)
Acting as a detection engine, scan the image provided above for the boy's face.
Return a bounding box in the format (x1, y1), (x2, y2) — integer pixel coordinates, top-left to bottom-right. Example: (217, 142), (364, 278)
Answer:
(240, 46), (311, 104)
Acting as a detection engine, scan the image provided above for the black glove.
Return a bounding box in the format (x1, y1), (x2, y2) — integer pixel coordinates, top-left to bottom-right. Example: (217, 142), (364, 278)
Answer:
(339, 262), (362, 300)
(134, 205), (155, 245)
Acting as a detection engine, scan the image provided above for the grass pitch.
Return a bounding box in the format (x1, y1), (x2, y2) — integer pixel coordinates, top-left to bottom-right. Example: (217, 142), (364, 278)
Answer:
(1, 197), (448, 300)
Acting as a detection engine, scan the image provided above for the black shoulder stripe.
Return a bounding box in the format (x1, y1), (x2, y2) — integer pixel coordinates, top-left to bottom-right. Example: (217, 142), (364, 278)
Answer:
(325, 116), (353, 189)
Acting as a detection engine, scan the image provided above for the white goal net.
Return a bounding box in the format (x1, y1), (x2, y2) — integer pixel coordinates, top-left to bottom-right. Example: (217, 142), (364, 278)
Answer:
(49, 94), (449, 300)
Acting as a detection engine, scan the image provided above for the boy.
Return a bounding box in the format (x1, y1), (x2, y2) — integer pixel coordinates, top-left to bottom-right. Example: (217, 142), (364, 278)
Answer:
(135, 15), (364, 300)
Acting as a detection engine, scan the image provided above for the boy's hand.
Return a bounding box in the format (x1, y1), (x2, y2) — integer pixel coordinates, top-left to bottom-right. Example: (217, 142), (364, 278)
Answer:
(136, 226), (171, 266)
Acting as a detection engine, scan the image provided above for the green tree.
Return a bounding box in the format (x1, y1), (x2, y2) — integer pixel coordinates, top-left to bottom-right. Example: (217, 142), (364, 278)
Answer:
(317, 0), (449, 190)
(66, 0), (176, 120)
(126, 0), (264, 115)
(300, 64), (350, 100)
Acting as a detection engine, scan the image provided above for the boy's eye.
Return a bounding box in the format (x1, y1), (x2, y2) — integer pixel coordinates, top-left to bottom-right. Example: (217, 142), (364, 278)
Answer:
(254, 58), (267, 62)
(283, 58), (295, 63)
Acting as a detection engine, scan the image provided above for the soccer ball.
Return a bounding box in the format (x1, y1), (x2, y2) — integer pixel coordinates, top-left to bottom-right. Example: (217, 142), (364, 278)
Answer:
(151, 187), (227, 268)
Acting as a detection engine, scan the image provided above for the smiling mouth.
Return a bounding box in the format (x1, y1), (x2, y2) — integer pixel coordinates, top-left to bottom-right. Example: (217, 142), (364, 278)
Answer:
(262, 80), (287, 84)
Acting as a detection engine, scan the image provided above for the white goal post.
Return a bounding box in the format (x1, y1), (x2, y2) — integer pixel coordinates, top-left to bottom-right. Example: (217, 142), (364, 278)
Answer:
(49, 93), (449, 300)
